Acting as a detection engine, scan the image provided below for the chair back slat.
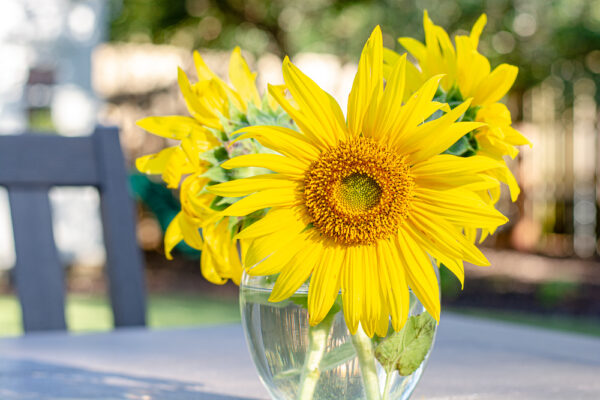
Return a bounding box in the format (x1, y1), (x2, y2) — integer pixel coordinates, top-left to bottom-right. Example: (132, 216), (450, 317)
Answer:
(0, 135), (100, 186)
(93, 127), (146, 327)
(9, 187), (66, 331)
(1, 127), (146, 332)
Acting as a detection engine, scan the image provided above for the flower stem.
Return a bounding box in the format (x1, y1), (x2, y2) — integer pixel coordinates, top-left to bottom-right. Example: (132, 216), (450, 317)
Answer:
(382, 371), (392, 400)
(298, 314), (334, 400)
(351, 327), (382, 400)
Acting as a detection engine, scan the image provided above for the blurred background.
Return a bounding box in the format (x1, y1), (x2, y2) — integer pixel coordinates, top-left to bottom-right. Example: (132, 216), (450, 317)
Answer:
(0, 0), (599, 336)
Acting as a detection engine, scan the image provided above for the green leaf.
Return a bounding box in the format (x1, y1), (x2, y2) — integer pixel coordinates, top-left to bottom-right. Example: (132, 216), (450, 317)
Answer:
(274, 341), (356, 381)
(320, 341), (355, 370)
(374, 312), (436, 376)
(202, 166), (230, 183)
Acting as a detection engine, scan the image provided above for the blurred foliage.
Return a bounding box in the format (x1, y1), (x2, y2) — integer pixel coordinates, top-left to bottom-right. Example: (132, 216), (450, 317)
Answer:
(536, 280), (580, 308)
(110, 0), (600, 100)
(130, 173), (201, 257)
(28, 108), (54, 131)
(0, 294), (240, 336)
(451, 307), (600, 337)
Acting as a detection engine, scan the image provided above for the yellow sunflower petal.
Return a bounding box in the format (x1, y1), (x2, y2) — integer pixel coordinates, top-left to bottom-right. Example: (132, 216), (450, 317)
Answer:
(371, 53), (407, 141)
(407, 210), (490, 267)
(399, 100), (485, 162)
(201, 218), (242, 285)
(232, 126), (321, 162)
(377, 240), (409, 332)
(282, 57), (347, 145)
(229, 46), (261, 108)
(222, 153), (307, 177)
(208, 175), (296, 197)
(193, 50), (219, 81)
(360, 244), (382, 337)
(269, 240), (323, 302)
(504, 125), (532, 147)
(473, 64), (518, 106)
(395, 230), (440, 321)
(164, 212), (185, 260)
(220, 188), (297, 217)
(236, 208), (303, 240)
(414, 187), (508, 228)
(244, 222), (304, 268)
(397, 37), (427, 63)
(455, 36), (491, 99)
(348, 26), (383, 137)
(267, 84), (330, 150)
(179, 214), (204, 250)
(413, 154), (501, 174)
(161, 146), (196, 189)
(341, 246), (362, 334)
(388, 75), (443, 148)
(248, 232), (307, 275)
(135, 147), (177, 175)
(375, 303), (391, 338)
(434, 254), (465, 289)
(177, 68), (222, 129)
(486, 165), (520, 202)
(201, 245), (228, 285)
(308, 244), (344, 325)
(136, 116), (200, 140)
(469, 14), (487, 47)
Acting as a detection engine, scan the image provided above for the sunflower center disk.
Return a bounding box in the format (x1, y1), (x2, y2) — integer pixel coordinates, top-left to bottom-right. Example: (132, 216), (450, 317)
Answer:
(336, 174), (382, 212)
(303, 137), (415, 245)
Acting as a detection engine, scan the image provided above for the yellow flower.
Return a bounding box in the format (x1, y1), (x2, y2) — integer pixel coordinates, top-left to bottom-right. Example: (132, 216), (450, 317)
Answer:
(209, 27), (507, 337)
(136, 47), (264, 188)
(177, 47), (262, 130)
(163, 173), (244, 285)
(136, 47), (263, 285)
(386, 11), (531, 201)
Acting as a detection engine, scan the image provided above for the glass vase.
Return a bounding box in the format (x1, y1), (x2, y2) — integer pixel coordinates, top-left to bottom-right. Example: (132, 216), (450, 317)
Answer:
(240, 272), (438, 400)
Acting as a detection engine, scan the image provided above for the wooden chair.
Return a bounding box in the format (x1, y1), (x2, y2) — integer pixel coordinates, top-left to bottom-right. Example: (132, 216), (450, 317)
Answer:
(0, 126), (146, 332)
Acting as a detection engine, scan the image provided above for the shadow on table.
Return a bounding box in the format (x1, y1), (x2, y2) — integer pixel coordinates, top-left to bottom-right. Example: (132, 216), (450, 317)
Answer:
(0, 358), (260, 400)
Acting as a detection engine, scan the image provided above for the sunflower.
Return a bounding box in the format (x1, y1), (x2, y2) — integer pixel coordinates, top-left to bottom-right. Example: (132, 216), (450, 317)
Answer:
(136, 47), (264, 189)
(136, 47), (269, 285)
(209, 27), (507, 337)
(385, 12), (531, 201)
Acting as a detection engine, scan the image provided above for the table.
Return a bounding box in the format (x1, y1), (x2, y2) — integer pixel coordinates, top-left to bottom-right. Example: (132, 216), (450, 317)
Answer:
(0, 314), (598, 399)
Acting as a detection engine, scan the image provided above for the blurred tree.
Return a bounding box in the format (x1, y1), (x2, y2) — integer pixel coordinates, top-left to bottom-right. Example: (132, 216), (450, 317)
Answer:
(109, 0), (600, 101)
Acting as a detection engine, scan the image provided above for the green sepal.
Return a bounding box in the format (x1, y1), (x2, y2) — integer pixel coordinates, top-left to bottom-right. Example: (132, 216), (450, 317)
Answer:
(209, 195), (239, 211)
(199, 146), (230, 165)
(445, 85), (463, 103)
(462, 105), (481, 122)
(444, 134), (479, 157)
(374, 312), (436, 376)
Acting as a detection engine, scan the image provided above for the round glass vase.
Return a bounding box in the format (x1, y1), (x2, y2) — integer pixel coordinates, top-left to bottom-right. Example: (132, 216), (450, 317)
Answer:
(240, 272), (438, 400)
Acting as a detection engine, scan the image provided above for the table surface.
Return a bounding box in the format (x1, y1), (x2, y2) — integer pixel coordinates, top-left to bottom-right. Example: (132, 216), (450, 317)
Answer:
(0, 314), (598, 400)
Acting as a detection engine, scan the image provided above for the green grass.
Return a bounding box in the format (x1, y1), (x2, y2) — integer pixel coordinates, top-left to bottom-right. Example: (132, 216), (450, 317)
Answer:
(0, 293), (241, 337)
(3, 294), (599, 338)
(450, 307), (600, 337)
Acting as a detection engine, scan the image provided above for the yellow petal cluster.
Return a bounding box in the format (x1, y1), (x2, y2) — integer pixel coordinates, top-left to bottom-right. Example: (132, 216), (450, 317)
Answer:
(387, 11), (531, 202)
(212, 27), (509, 337)
(136, 47), (265, 285)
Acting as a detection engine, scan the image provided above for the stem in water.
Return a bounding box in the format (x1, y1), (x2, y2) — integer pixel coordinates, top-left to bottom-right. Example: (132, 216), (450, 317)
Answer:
(298, 314), (335, 400)
(351, 326), (382, 400)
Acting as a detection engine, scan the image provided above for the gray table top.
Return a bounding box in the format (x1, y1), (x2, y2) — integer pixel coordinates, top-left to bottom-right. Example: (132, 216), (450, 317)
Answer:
(0, 314), (598, 400)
